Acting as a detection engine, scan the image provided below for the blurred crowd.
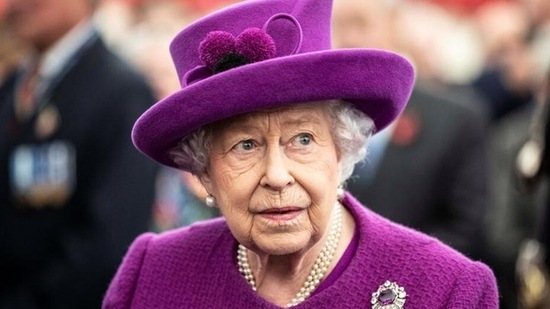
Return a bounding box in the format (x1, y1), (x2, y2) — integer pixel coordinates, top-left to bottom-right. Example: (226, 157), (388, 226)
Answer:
(1, 0), (549, 308)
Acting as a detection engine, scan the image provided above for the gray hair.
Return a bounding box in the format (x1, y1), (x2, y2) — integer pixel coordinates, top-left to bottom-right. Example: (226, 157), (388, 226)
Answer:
(169, 100), (375, 183)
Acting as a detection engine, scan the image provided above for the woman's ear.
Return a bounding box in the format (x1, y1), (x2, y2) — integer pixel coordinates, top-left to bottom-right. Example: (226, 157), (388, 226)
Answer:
(199, 171), (213, 194)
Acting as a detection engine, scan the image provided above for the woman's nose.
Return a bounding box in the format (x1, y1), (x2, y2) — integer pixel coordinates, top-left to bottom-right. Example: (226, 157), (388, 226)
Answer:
(259, 146), (294, 190)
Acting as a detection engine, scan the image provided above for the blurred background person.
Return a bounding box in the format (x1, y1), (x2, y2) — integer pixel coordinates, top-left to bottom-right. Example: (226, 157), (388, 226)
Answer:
(515, 65), (550, 309)
(0, 0), (158, 308)
(333, 0), (490, 261)
(472, 1), (550, 307)
(104, 0), (220, 230)
(472, 1), (535, 121)
(333, 0), (550, 307)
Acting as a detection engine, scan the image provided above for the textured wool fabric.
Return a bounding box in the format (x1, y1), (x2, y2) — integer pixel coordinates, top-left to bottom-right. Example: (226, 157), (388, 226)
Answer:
(103, 192), (499, 309)
(131, 0), (415, 170)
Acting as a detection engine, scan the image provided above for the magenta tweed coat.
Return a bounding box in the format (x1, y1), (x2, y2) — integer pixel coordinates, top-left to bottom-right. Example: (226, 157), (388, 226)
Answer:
(103, 193), (499, 308)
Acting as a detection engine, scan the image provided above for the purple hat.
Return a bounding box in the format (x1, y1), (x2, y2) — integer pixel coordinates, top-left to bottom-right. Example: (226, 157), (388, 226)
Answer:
(132, 0), (415, 169)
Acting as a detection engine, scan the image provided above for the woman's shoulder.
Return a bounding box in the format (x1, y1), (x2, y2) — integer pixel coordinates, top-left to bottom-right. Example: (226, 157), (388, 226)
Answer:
(354, 199), (487, 270)
(346, 193), (478, 264)
(343, 194), (499, 308)
(115, 217), (230, 271)
(146, 217), (230, 251)
(103, 218), (235, 308)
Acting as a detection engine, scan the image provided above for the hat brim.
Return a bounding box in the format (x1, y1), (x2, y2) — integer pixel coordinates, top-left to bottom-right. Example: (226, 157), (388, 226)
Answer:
(132, 48), (415, 169)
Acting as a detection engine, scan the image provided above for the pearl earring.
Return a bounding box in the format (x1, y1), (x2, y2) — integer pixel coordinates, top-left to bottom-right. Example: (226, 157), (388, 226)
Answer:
(205, 194), (216, 208)
(336, 185), (345, 201)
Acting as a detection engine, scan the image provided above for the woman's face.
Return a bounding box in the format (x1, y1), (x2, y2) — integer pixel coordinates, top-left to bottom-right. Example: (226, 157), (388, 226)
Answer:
(201, 104), (342, 255)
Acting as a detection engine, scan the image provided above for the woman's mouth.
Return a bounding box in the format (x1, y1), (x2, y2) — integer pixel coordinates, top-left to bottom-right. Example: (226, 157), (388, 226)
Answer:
(258, 207), (304, 222)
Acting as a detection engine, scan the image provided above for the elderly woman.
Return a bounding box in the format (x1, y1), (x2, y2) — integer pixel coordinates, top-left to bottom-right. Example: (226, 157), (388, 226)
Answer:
(103, 0), (499, 308)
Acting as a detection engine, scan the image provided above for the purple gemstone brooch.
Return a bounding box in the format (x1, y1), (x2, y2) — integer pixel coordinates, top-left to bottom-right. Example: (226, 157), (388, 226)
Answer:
(371, 281), (407, 309)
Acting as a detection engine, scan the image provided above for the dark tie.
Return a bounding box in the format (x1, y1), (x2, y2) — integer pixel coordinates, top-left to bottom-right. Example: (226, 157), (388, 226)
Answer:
(15, 61), (41, 121)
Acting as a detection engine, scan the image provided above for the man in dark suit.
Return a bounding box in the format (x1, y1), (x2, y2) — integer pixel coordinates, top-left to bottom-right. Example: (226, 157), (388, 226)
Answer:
(347, 84), (490, 259)
(333, 0), (490, 260)
(0, 0), (158, 308)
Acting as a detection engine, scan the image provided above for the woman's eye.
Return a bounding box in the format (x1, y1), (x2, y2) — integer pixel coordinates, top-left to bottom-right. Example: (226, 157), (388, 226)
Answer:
(235, 140), (255, 151)
(295, 133), (312, 146)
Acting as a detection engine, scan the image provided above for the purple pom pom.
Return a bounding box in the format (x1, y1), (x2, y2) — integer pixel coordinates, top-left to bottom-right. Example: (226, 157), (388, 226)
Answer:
(199, 31), (236, 70)
(235, 28), (276, 64)
(198, 28), (276, 73)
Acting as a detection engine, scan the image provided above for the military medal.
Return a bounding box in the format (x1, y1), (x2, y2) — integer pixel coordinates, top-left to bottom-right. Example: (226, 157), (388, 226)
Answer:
(35, 104), (61, 139)
(10, 141), (76, 208)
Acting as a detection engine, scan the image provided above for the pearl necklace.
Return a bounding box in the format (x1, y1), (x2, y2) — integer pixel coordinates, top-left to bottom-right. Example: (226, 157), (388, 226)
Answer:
(237, 202), (343, 307)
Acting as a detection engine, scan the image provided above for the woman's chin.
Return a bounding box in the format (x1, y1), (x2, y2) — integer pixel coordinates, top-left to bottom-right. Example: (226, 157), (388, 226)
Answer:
(252, 232), (313, 256)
